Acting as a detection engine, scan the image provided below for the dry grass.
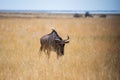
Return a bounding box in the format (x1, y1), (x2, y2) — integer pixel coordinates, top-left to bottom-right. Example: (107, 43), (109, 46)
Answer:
(0, 16), (120, 80)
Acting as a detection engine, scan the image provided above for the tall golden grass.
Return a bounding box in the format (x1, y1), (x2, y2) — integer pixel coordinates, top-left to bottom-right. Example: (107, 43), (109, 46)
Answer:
(0, 16), (120, 80)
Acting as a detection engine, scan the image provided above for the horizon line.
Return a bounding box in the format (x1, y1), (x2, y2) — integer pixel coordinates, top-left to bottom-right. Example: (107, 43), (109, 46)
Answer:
(0, 9), (120, 14)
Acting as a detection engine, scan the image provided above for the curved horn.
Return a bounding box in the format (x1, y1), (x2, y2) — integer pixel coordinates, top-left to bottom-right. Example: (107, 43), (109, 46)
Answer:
(64, 35), (69, 41)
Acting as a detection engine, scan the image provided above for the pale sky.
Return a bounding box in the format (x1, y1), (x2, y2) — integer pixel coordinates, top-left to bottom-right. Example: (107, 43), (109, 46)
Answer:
(0, 0), (120, 10)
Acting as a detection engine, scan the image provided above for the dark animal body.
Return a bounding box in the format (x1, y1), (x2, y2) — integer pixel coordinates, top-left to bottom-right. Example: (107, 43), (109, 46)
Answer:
(39, 29), (69, 58)
(85, 11), (93, 17)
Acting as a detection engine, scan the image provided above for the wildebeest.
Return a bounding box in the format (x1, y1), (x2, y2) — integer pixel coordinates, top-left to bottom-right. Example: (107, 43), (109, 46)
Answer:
(39, 29), (69, 58)
(85, 11), (93, 17)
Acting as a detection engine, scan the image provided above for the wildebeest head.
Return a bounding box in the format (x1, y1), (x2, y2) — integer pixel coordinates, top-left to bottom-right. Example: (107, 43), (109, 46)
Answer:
(55, 36), (69, 56)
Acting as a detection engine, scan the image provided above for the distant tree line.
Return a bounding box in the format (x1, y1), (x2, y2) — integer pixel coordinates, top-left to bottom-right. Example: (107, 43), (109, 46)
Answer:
(73, 11), (107, 18)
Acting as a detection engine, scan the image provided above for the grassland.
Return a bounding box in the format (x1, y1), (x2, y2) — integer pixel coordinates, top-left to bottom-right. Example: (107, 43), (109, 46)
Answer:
(0, 13), (120, 80)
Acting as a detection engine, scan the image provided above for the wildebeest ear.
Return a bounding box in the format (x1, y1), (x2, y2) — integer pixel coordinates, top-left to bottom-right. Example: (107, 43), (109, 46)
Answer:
(55, 39), (61, 43)
(65, 41), (69, 43)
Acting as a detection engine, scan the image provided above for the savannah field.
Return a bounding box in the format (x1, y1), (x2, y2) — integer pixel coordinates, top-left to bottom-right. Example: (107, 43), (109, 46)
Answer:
(0, 13), (120, 80)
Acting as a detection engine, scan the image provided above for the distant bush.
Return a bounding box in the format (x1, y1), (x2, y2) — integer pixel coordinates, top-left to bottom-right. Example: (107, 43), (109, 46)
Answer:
(99, 14), (107, 18)
(73, 13), (81, 18)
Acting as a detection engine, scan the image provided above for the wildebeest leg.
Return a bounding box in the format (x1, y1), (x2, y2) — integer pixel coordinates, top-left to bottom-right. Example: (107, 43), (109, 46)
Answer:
(56, 50), (60, 59)
(47, 50), (50, 59)
(39, 46), (43, 57)
(57, 54), (59, 59)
